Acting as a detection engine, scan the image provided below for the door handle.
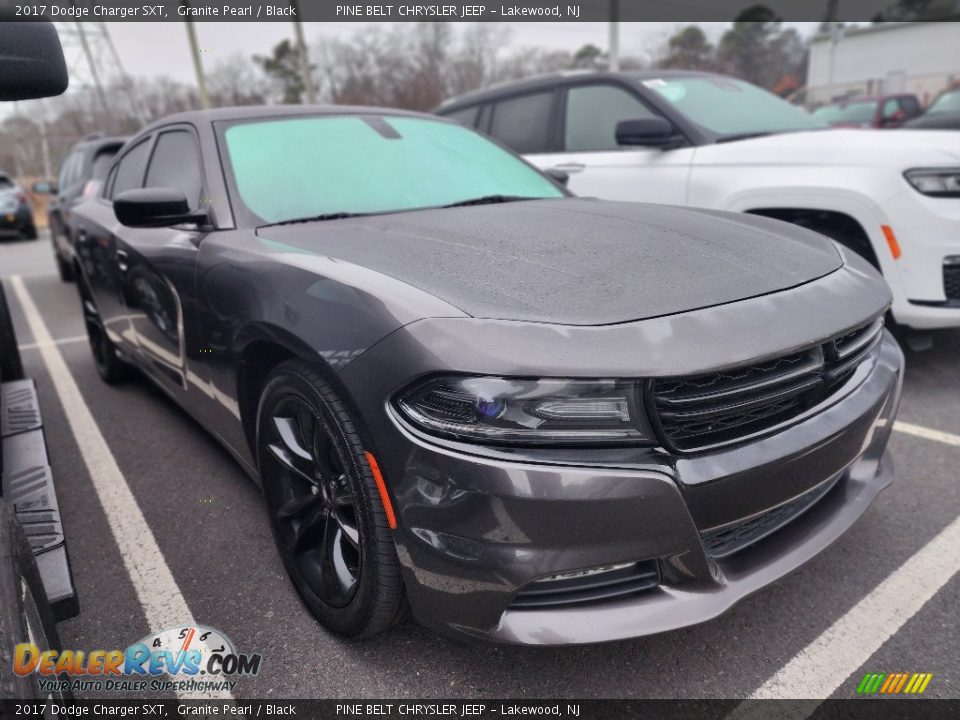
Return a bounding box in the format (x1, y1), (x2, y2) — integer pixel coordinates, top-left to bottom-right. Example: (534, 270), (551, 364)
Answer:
(551, 163), (585, 173)
(115, 249), (129, 273)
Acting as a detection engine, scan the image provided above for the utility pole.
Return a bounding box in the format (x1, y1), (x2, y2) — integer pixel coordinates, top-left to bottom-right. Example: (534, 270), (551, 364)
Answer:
(99, 22), (146, 123)
(56, 21), (143, 127)
(827, 23), (846, 103)
(183, 15), (210, 109)
(74, 21), (114, 132)
(37, 100), (52, 180)
(291, 4), (316, 104)
(608, 0), (620, 71)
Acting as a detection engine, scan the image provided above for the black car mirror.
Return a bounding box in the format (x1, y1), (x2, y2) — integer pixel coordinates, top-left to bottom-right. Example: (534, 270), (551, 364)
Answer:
(114, 188), (207, 228)
(0, 22), (68, 100)
(616, 118), (681, 148)
(31, 181), (55, 194)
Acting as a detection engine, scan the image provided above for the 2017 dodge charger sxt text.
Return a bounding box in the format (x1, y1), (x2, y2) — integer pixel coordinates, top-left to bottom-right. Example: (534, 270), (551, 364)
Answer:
(69, 106), (903, 644)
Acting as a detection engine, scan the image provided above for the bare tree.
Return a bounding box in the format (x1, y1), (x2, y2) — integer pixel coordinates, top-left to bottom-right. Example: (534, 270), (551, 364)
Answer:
(207, 55), (269, 107)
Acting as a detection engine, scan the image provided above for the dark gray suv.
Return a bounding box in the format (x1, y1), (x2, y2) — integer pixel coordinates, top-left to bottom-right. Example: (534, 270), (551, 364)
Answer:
(42, 133), (127, 281)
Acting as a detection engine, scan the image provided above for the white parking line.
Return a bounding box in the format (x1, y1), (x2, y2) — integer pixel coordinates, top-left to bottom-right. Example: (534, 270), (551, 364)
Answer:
(894, 420), (960, 447)
(18, 335), (87, 351)
(8, 275), (232, 701)
(726, 512), (960, 717)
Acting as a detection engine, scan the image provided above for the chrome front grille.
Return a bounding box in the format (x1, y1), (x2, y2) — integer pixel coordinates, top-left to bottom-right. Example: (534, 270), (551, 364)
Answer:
(652, 318), (884, 452)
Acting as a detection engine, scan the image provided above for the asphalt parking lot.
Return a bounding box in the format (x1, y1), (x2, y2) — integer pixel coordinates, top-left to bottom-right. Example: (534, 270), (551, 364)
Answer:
(2, 231), (959, 701)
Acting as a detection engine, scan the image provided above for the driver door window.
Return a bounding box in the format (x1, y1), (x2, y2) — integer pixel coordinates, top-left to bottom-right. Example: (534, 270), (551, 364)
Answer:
(529, 82), (692, 206)
(564, 84), (658, 152)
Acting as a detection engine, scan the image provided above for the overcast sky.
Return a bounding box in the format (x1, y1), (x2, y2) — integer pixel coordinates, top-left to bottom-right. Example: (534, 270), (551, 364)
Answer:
(63, 21), (819, 87)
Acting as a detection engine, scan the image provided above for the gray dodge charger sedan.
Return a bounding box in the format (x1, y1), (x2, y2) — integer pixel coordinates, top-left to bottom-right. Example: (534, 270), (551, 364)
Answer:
(69, 106), (903, 644)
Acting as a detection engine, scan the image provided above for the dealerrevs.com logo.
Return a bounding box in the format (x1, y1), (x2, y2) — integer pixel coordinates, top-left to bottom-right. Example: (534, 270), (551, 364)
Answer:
(857, 672), (934, 695)
(13, 625), (261, 694)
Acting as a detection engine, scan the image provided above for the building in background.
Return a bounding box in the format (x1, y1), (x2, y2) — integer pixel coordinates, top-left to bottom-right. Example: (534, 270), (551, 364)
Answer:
(807, 22), (960, 107)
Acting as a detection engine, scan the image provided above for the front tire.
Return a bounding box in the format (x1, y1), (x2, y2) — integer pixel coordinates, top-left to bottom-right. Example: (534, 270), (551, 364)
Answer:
(21, 223), (37, 241)
(256, 361), (406, 638)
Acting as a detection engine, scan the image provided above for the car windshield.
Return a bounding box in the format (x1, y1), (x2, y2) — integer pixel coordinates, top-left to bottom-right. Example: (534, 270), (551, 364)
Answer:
(220, 115), (563, 226)
(0, 176), (13, 189)
(641, 75), (827, 137)
(812, 101), (877, 124)
(927, 90), (960, 114)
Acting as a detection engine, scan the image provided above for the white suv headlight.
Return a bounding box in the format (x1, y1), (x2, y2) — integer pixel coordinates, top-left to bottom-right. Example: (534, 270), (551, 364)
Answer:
(904, 168), (960, 197)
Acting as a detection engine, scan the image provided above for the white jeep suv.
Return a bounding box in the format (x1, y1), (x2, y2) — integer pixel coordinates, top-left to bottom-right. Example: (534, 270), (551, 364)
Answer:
(437, 71), (960, 333)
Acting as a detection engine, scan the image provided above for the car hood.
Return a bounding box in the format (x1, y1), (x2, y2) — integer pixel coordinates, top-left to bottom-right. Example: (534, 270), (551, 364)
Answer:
(257, 198), (842, 326)
(696, 128), (960, 166)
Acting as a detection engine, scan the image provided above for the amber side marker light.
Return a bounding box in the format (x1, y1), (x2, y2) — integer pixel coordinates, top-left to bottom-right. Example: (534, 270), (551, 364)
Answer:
(365, 451), (397, 529)
(881, 225), (902, 260)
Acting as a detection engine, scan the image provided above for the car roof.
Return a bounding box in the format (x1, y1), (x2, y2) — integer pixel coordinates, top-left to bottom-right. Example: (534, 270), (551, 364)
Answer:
(437, 69), (712, 110)
(139, 104), (440, 133)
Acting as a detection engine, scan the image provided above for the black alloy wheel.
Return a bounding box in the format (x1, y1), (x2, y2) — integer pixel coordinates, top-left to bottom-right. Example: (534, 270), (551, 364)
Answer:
(76, 271), (126, 383)
(257, 361), (406, 637)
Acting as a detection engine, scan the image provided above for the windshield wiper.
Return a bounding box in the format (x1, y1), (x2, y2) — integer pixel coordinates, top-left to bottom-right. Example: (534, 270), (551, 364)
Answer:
(259, 211), (370, 228)
(442, 195), (533, 208)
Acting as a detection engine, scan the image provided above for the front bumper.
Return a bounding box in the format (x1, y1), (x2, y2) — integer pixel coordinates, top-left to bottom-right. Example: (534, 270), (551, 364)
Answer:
(881, 189), (960, 329)
(344, 325), (902, 644)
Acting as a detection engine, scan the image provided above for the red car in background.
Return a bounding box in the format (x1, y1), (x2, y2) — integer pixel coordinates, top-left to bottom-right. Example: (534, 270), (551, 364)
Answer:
(812, 94), (922, 128)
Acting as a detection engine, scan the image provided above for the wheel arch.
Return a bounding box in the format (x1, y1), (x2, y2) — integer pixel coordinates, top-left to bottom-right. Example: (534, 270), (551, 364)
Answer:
(235, 325), (352, 460)
(743, 207), (883, 271)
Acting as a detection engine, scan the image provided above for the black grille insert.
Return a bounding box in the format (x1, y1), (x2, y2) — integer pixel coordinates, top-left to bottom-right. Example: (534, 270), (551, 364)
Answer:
(702, 475), (841, 559)
(945, 263), (960, 301)
(509, 560), (660, 610)
(652, 318), (884, 452)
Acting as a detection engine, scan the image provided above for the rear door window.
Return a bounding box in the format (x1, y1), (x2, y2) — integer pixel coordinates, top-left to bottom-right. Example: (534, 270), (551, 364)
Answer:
(489, 92), (555, 153)
(899, 96), (921, 117)
(91, 147), (121, 180)
(57, 151), (79, 191)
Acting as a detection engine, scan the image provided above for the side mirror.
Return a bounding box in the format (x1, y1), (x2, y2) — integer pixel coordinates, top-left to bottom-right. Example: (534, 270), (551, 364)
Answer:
(544, 168), (569, 187)
(0, 22), (68, 100)
(114, 188), (207, 228)
(31, 181), (55, 194)
(616, 118), (681, 148)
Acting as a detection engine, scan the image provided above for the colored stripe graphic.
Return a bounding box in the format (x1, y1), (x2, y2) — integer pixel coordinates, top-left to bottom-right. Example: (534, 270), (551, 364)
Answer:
(858, 672), (932, 694)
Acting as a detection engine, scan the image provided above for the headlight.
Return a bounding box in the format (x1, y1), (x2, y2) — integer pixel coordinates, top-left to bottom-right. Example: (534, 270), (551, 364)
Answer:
(394, 375), (654, 446)
(904, 168), (960, 197)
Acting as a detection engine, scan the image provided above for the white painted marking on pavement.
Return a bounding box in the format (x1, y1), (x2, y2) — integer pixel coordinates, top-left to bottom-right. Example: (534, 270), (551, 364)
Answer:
(18, 335), (87, 351)
(726, 513), (960, 718)
(9, 275), (233, 701)
(894, 420), (960, 447)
